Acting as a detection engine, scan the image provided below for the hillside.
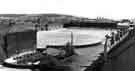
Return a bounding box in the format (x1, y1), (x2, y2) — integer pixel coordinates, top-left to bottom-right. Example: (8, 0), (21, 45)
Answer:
(0, 14), (116, 25)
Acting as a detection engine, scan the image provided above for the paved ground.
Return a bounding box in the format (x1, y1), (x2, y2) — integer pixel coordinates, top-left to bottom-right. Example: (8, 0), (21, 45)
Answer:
(64, 44), (104, 71)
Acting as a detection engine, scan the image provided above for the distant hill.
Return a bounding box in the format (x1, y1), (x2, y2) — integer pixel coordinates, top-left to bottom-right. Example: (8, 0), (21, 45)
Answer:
(0, 13), (116, 24)
(0, 14), (26, 17)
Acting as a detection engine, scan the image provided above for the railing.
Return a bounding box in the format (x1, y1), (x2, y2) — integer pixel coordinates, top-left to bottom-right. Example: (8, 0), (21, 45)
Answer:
(103, 26), (134, 61)
(84, 25), (135, 71)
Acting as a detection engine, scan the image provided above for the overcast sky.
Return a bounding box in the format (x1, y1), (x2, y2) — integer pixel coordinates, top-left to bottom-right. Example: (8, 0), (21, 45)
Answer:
(0, 0), (134, 19)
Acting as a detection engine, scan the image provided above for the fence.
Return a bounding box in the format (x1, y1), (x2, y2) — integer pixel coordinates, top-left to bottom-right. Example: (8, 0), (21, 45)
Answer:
(103, 26), (133, 61)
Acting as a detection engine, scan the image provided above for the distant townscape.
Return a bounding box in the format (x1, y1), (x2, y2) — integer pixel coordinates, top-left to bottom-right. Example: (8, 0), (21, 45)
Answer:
(0, 14), (133, 33)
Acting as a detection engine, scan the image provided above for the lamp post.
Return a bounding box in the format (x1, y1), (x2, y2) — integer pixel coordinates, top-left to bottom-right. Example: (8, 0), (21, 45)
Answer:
(65, 31), (75, 56)
(70, 31), (73, 46)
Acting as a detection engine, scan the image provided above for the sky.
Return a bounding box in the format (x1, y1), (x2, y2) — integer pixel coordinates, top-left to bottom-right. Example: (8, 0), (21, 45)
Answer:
(0, 0), (134, 19)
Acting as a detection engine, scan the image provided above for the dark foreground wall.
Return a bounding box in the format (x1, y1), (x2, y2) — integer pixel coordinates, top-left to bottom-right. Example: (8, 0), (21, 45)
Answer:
(6, 30), (36, 57)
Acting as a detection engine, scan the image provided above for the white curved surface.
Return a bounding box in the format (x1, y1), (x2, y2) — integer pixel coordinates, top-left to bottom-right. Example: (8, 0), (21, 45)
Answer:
(37, 28), (111, 48)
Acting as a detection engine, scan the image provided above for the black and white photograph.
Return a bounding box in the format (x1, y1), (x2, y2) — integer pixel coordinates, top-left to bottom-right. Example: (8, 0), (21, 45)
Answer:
(0, 0), (134, 71)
